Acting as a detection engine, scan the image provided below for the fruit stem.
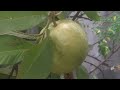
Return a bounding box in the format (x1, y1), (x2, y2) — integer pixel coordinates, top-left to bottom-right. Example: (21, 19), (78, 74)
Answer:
(50, 11), (57, 27)
(55, 11), (63, 16)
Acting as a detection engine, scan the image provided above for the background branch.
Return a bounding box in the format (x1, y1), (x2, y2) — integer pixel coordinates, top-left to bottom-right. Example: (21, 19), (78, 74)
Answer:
(91, 37), (106, 46)
(84, 61), (104, 78)
(108, 45), (120, 59)
(87, 54), (110, 67)
(87, 54), (102, 62)
(72, 11), (81, 21)
(89, 45), (120, 74)
(78, 16), (92, 21)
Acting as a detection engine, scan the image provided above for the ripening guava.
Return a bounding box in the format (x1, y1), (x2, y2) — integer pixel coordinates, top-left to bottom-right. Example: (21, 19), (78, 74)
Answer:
(49, 19), (88, 74)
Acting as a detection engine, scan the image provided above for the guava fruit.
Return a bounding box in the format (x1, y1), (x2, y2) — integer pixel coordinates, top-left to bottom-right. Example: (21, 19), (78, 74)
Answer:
(49, 19), (88, 74)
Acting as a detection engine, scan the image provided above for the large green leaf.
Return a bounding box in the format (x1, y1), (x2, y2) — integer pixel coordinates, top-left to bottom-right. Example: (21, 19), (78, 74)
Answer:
(84, 11), (100, 21)
(17, 37), (53, 79)
(0, 66), (16, 79)
(76, 65), (89, 79)
(0, 35), (34, 67)
(0, 11), (48, 35)
(0, 73), (16, 79)
(0, 11), (47, 19)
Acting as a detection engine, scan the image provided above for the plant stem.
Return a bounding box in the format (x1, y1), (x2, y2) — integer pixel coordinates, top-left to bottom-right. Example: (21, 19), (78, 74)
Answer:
(72, 11), (81, 21)
(87, 54), (102, 62)
(55, 11), (63, 16)
(50, 11), (57, 27)
(89, 45), (120, 74)
(84, 61), (104, 79)
(37, 12), (52, 44)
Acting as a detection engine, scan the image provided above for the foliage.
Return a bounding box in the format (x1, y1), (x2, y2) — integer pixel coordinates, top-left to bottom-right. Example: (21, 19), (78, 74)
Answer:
(0, 11), (101, 79)
(95, 12), (120, 57)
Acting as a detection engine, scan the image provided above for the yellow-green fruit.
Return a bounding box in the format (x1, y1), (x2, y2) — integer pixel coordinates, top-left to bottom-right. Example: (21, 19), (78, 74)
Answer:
(49, 19), (88, 74)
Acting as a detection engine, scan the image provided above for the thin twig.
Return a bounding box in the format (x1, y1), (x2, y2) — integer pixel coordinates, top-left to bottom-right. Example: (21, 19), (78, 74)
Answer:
(112, 40), (115, 53)
(89, 60), (106, 74)
(70, 15), (92, 21)
(55, 11), (63, 16)
(89, 45), (120, 74)
(87, 54), (110, 67)
(87, 54), (102, 62)
(50, 11), (57, 27)
(78, 16), (92, 21)
(72, 11), (81, 21)
(84, 61), (104, 79)
(108, 45), (120, 59)
(102, 11), (114, 17)
(92, 38), (105, 46)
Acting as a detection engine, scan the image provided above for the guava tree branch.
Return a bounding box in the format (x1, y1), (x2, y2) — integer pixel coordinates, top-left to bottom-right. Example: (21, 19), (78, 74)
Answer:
(87, 54), (110, 67)
(72, 11), (81, 21)
(78, 16), (92, 21)
(91, 36), (107, 46)
(87, 54), (102, 62)
(89, 45), (120, 74)
(112, 40), (115, 53)
(84, 61), (104, 78)
(108, 45), (120, 59)
(71, 12), (92, 21)
(50, 11), (57, 27)
(55, 11), (63, 16)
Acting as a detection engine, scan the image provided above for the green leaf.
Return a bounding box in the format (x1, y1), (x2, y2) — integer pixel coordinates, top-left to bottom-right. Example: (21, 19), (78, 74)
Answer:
(0, 66), (11, 75)
(84, 11), (100, 21)
(17, 37), (53, 79)
(98, 41), (110, 57)
(0, 73), (16, 79)
(0, 11), (48, 35)
(76, 65), (89, 79)
(0, 11), (47, 19)
(0, 35), (33, 67)
(0, 66), (16, 79)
